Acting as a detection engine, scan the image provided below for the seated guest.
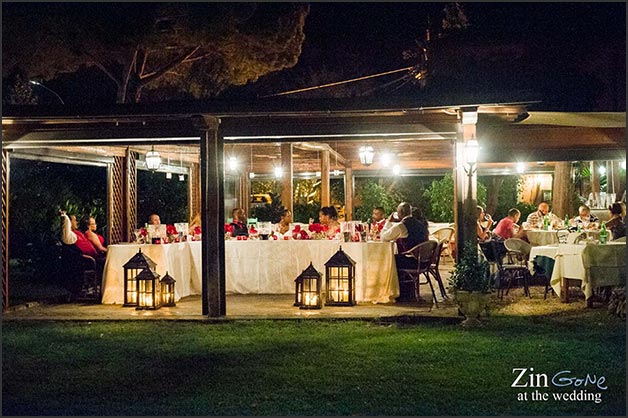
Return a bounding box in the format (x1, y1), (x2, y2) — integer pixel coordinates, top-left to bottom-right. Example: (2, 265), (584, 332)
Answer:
(276, 209), (292, 235)
(148, 213), (161, 225)
(370, 206), (386, 235)
(476, 205), (494, 242)
(59, 211), (100, 258)
(79, 216), (107, 254)
(572, 205), (599, 228)
(526, 201), (559, 229)
(381, 202), (429, 267)
(319, 206), (341, 238)
(606, 202), (626, 240)
(230, 207), (249, 237)
(493, 208), (527, 241)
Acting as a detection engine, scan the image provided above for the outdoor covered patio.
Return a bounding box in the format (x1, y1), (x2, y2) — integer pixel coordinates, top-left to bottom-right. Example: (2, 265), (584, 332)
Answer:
(2, 99), (625, 317)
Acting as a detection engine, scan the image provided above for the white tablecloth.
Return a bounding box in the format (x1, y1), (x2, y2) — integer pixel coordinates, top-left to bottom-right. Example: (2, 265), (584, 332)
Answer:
(529, 242), (626, 299)
(102, 240), (399, 304)
(526, 229), (559, 246)
(220, 240), (399, 303)
(101, 242), (202, 304)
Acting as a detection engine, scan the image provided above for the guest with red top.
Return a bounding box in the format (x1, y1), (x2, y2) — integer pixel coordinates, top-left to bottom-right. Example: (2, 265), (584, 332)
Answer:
(79, 216), (107, 254)
(493, 208), (527, 241)
(319, 206), (341, 238)
(59, 211), (99, 258)
(230, 207), (249, 237)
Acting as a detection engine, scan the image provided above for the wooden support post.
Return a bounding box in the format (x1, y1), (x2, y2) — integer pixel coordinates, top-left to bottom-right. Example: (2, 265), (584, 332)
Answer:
(453, 108), (477, 261)
(2, 150), (10, 311)
(345, 163), (354, 221)
(590, 161), (600, 194)
(239, 172), (250, 219)
(188, 162), (201, 223)
(321, 150), (330, 207)
(552, 162), (572, 218)
(199, 116), (225, 318)
(281, 143), (293, 215)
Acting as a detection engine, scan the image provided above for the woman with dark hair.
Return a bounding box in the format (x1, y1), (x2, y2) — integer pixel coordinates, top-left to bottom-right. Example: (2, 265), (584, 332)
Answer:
(476, 206), (494, 242)
(276, 209), (292, 235)
(606, 202), (626, 240)
(319, 206), (341, 238)
(79, 216), (107, 254)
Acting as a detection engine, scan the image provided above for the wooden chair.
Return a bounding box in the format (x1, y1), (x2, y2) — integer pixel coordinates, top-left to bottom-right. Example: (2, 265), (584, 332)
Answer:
(479, 240), (508, 297)
(428, 240), (448, 299)
(503, 238), (533, 298)
(556, 229), (570, 244)
(430, 227), (455, 263)
(58, 242), (101, 302)
(397, 240), (439, 306)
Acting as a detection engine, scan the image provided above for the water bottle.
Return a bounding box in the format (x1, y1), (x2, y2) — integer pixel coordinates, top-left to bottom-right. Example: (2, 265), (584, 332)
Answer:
(543, 215), (549, 231)
(599, 222), (608, 244)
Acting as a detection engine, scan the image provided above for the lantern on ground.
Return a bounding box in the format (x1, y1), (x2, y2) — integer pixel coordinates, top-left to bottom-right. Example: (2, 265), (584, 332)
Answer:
(295, 262), (322, 309)
(160, 271), (176, 307)
(122, 249), (157, 307)
(135, 268), (161, 310)
(325, 246), (356, 306)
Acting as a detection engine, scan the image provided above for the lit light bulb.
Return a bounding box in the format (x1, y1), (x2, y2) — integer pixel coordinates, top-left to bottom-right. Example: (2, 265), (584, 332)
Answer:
(228, 157), (238, 171)
(381, 153), (392, 168)
(516, 162), (525, 173)
(274, 166), (283, 178)
(165, 172), (172, 179)
(621, 161), (626, 170)
(333, 169), (340, 176)
(598, 166), (607, 176)
(249, 172), (256, 179)
(392, 164), (401, 176)
(179, 174), (185, 181)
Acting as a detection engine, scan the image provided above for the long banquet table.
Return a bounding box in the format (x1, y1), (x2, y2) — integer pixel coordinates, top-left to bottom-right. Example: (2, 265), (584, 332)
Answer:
(101, 240), (399, 304)
(529, 241), (626, 303)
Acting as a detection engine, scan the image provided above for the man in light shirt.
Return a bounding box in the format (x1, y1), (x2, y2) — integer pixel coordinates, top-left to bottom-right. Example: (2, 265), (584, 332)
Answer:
(381, 202), (430, 301)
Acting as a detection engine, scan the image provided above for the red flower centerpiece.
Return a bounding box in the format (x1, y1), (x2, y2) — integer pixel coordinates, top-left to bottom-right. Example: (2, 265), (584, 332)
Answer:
(166, 224), (179, 243)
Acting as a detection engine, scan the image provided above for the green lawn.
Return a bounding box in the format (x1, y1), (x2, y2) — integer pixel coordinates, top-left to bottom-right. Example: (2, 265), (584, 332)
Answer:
(2, 312), (625, 416)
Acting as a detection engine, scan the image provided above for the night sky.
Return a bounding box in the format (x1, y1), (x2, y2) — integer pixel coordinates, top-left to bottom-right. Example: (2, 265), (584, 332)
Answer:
(3, 2), (626, 110)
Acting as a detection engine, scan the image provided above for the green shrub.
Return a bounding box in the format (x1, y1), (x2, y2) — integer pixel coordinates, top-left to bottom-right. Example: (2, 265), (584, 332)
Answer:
(448, 241), (490, 293)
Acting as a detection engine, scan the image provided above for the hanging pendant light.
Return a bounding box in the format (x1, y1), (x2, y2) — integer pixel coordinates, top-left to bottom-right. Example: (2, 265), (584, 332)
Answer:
(145, 145), (161, 171)
(358, 145), (374, 166)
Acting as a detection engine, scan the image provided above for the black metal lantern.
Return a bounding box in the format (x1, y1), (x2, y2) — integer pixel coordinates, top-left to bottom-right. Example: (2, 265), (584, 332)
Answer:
(135, 268), (161, 310)
(295, 262), (322, 309)
(325, 246), (356, 306)
(160, 271), (176, 307)
(122, 249), (157, 307)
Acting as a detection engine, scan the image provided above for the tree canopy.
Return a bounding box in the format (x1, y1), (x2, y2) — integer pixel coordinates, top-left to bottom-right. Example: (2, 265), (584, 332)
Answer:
(3, 2), (309, 103)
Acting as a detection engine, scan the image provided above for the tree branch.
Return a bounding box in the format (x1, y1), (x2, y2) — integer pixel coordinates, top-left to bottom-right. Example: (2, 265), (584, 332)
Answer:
(138, 46), (200, 85)
(80, 50), (122, 88)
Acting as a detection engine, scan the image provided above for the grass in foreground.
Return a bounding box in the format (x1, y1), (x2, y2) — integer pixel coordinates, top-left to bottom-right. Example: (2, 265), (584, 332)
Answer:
(2, 312), (625, 416)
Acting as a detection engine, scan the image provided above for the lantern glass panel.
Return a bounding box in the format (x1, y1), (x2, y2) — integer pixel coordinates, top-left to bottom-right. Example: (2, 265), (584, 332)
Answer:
(161, 283), (175, 306)
(300, 276), (321, 309)
(136, 271), (161, 310)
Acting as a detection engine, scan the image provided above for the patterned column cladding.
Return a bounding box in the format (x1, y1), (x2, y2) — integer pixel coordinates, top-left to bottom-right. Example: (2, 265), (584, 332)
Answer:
(2, 151), (10, 310)
(109, 156), (125, 244)
(126, 151), (138, 241)
(189, 162), (201, 221)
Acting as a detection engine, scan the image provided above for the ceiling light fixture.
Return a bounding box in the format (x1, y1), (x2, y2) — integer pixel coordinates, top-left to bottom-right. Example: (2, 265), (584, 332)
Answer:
(145, 145), (161, 171)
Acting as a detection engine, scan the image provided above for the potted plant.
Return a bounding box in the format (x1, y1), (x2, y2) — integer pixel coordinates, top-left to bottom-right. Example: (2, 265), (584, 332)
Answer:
(448, 240), (492, 327)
